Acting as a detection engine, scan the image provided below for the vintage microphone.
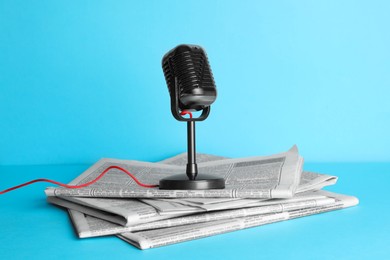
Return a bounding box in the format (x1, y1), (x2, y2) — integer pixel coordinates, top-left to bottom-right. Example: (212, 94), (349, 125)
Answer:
(159, 44), (225, 190)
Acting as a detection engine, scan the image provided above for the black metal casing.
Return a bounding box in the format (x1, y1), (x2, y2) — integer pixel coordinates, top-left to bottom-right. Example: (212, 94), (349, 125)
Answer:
(162, 44), (216, 121)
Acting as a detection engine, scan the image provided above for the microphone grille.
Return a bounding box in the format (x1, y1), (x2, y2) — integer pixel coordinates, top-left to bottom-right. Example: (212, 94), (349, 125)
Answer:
(162, 45), (217, 110)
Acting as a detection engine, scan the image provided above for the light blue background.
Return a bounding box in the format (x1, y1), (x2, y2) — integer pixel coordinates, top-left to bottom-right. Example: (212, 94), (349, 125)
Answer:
(1, 0), (389, 165)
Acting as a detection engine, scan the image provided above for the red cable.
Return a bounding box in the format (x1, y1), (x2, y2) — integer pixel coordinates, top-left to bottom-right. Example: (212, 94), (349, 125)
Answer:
(0, 110), (193, 195)
(180, 110), (193, 118)
(0, 165), (158, 195)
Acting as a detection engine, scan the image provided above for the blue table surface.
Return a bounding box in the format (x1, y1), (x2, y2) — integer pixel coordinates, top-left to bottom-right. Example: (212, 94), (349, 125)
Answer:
(0, 162), (389, 259)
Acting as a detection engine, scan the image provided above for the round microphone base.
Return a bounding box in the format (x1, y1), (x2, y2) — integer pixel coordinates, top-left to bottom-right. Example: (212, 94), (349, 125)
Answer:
(159, 174), (225, 190)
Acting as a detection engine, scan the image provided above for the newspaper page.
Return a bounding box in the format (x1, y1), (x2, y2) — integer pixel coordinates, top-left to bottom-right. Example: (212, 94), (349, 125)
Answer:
(141, 190), (330, 214)
(47, 196), (188, 226)
(117, 191), (359, 249)
(55, 151), (335, 226)
(45, 146), (303, 199)
(61, 190), (338, 238)
(160, 153), (338, 199)
(138, 170), (337, 214)
(49, 189), (330, 225)
(50, 154), (221, 226)
(59, 152), (339, 238)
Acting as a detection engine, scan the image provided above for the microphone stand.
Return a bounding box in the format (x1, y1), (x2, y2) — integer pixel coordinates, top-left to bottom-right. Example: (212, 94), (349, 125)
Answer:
(186, 121), (197, 180)
(158, 79), (225, 190)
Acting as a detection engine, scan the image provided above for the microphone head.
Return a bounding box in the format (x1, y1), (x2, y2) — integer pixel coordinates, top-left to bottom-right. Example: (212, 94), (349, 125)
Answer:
(162, 44), (217, 111)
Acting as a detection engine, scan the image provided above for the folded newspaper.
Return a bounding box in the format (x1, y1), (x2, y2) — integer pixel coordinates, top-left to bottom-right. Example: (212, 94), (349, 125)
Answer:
(46, 146), (359, 249)
(50, 190), (346, 238)
(45, 146), (304, 199)
(118, 191), (358, 249)
(47, 170), (337, 227)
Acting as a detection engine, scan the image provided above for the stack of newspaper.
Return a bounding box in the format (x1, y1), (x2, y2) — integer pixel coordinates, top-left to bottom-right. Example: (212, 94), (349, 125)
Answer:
(45, 146), (358, 249)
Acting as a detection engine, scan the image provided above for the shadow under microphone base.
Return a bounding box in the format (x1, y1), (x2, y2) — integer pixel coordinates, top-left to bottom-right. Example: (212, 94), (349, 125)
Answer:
(159, 174), (225, 190)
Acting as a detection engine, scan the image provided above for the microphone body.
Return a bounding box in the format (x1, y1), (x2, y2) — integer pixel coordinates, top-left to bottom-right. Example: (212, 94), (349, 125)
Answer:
(162, 44), (217, 112)
(159, 44), (225, 190)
